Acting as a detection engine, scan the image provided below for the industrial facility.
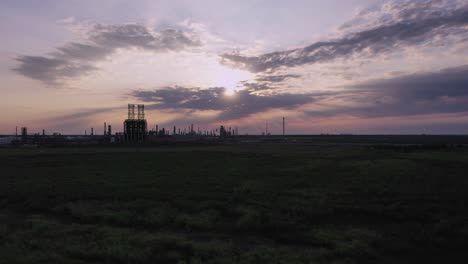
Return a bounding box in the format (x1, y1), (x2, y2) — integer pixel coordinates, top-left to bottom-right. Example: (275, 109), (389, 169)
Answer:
(2, 103), (284, 147)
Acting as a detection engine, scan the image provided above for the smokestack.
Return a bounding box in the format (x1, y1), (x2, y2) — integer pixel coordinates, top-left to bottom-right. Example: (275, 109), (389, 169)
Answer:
(108, 125), (112, 136)
(283, 117), (285, 136)
(104, 122), (107, 135)
(91, 128), (94, 136)
(16, 126), (18, 136)
(21, 127), (27, 138)
(42, 129), (45, 136)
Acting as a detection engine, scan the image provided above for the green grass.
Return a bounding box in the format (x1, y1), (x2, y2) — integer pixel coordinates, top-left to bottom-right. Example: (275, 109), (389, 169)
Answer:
(1, 144), (468, 263)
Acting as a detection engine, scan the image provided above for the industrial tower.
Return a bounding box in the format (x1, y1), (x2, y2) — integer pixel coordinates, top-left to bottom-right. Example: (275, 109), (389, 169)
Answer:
(123, 104), (147, 142)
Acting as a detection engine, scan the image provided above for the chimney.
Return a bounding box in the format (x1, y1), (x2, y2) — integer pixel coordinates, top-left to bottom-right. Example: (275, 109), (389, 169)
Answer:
(283, 117), (285, 136)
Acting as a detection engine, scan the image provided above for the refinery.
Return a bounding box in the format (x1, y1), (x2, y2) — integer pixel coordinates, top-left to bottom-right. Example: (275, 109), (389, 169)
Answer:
(0, 104), (287, 146)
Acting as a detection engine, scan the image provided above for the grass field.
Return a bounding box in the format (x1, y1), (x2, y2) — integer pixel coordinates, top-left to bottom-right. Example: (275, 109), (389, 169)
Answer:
(1, 143), (468, 263)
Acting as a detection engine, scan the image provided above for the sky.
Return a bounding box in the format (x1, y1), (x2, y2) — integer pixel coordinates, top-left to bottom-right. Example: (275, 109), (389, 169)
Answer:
(1, 0), (468, 135)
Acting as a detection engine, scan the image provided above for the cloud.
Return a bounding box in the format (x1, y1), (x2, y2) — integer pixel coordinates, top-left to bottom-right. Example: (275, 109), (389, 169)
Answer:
(54, 43), (112, 61)
(89, 24), (201, 51)
(235, 74), (302, 93)
(241, 82), (273, 92)
(131, 64), (468, 124)
(13, 56), (97, 85)
(133, 63), (468, 122)
(306, 64), (468, 118)
(52, 106), (119, 121)
(254, 74), (301, 83)
(33, 106), (124, 134)
(131, 86), (314, 120)
(221, 0), (468, 72)
(13, 23), (202, 85)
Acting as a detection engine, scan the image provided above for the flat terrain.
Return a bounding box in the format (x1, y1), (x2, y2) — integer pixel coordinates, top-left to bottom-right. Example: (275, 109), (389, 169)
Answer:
(1, 142), (468, 263)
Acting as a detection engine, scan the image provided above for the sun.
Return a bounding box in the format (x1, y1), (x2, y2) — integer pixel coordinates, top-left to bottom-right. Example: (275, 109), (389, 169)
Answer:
(212, 65), (251, 96)
(224, 87), (236, 96)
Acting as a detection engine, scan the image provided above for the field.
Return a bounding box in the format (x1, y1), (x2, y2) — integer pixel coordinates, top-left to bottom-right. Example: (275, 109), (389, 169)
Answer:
(1, 141), (468, 263)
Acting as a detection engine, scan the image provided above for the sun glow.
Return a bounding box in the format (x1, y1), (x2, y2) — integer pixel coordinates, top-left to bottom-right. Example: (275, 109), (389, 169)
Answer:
(212, 65), (252, 96)
(224, 87), (236, 96)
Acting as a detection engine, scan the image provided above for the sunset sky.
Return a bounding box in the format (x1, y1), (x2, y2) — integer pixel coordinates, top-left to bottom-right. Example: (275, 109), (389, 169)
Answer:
(1, 0), (468, 135)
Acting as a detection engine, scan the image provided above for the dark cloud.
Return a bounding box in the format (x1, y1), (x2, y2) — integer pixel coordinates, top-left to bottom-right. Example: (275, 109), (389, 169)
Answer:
(221, 1), (468, 72)
(55, 43), (112, 61)
(255, 74), (301, 83)
(132, 86), (313, 120)
(352, 65), (468, 99)
(242, 82), (272, 92)
(236, 74), (302, 93)
(89, 25), (201, 51)
(13, 56), (97, 85)
(306, 64), (468, 118)
(13, 24), (201, 85)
